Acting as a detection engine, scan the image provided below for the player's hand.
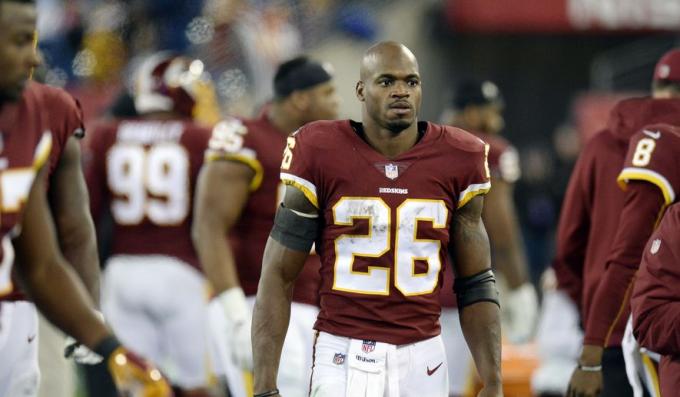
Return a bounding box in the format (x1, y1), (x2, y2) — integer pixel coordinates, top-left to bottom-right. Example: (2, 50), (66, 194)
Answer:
(64, 337), (103, 364)
(503, 282), (538, 343)
(64, 310), (105, 364)
(566, 367), (602, 397)
(95, 335), (173, 397)
(218, 287), (253, 370)
(107, 346), (173, 397)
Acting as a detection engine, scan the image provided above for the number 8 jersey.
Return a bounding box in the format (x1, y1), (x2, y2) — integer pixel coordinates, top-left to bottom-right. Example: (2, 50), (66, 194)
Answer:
(281, 120), (490, 344)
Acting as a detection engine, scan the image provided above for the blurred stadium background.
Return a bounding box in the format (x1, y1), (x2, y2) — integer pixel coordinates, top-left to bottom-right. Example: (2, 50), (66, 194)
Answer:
(32, 0), (680, 395)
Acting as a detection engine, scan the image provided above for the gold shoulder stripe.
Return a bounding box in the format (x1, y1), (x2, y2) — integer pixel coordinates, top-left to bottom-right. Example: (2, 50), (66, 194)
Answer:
(204, 152), (263, 192)
(32, 133), (53, 170)
(618, 167), (675, 205)
(458, 181), (491, 208)
(280, 173), (318, 208)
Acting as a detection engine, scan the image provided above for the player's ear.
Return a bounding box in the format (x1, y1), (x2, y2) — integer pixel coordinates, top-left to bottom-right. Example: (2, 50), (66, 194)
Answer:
(290, 91), (309, 111)
(356, 80), (365, 102)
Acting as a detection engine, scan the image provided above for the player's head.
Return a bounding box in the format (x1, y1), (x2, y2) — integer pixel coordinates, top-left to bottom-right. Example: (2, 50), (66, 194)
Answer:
(445, 79), (504, 134)
(357, 41), (421, 134)
(0, 0), (39, 102)
(273, 56), (339, 122)
(652, 48), (680, 98)
(133, 52), (206, 118)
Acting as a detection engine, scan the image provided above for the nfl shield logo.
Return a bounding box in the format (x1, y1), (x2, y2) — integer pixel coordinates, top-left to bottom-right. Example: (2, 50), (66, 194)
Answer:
(362, 340), (376, 353)
(333, 353), (345, 365)
(385, 163), (399, 180)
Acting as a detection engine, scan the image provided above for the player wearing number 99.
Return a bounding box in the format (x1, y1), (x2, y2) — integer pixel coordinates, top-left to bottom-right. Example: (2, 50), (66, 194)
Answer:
(85, 52), (216, 396)
(563, 48), (680, 397)
(252, 41), (502, 397)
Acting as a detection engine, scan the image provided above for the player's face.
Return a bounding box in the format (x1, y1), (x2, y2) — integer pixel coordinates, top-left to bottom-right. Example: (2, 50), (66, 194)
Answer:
(359, 57), (421, 133)
(0, 1), (39, 101)
(305, 81), (340, 121)
(479, 103), (504, 134)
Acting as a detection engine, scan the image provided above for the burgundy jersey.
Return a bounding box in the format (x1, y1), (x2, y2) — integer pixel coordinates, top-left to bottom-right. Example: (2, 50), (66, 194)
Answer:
(440, 130), (519, 308)
(552, 98), (680, 341)
(205, 114), (321, 305)
(281, 120), (490, 345)
(5, 82), (86, 301)
(584, 124), (680, 347)
(0, 84), (54, 297)
(86, 119), (210, 270)
(631, 203), (680, 396)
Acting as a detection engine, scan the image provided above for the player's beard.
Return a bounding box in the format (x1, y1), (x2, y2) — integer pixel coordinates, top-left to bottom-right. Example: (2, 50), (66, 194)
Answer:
(384, 118), (412, 134)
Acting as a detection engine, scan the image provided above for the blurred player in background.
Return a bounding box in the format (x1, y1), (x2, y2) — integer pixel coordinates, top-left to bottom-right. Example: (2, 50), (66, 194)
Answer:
(550, 48), (680, 397)
(192, 55), (339, 397)
(252, 41), (502, 397)
(86, 52), (217, 397)
(0, 1), (171, 396)
(440, 79), (537, 396)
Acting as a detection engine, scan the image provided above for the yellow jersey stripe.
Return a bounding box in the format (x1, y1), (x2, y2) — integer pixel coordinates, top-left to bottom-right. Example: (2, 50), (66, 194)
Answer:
(32, 133), (52, 171)
(458, 181), (491, 209)
(618, 167), (675, 205)
(205, 152), (264, 192)
(280, 173), (318, 208)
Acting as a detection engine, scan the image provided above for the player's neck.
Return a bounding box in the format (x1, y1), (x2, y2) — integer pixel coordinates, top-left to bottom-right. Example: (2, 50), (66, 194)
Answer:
(361, 119), (420, 159)
(267, 104), (301, 135)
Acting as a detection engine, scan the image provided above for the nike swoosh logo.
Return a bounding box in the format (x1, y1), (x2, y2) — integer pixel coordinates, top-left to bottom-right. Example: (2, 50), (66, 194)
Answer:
(427, 362), (443, 376)
(27, 335), (36, 343)
(643, 130), (661, 139)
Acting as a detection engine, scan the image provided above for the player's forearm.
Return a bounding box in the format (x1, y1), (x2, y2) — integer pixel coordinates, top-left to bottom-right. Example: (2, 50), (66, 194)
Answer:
(633, 301), (680, 355)
(584, 183), (665, 346)
(460, 301), (503, 387)
(17, 255), (111, 348)
(252, 268), (293, 391)
(53, 213), (101, 305)
(192, 221), (241, 294)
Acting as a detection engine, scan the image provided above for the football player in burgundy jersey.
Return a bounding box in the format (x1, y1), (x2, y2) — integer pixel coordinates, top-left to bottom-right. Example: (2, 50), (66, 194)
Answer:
(440, 79), (536, 396)
(0, 1), (171, 396)
(192, 56), (338, 397)
(85, 52), (218, 397)
(252, 41), (502, 397)
(562, 48), (680, 397)
(631, 203), (680, 397)
(1, 80), (100, 397)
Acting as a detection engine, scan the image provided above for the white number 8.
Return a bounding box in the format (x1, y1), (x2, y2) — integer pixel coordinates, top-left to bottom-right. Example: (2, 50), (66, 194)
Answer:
(632, 138), (656, 167)
(107, 143), (189, 225)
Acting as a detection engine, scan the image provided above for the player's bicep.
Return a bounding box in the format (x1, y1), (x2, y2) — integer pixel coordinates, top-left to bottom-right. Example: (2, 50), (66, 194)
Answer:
(49, 137), (91, 227)
(14, 167), (62, 275)
(450, 195), (491, 277)
(193, 159), (252, 231)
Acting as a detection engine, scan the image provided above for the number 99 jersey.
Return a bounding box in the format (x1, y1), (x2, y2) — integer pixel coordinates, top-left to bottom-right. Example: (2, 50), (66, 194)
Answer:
(85, 119), (211, 271)
(281, 120), (490, 345)
(617, 124), (680, 207)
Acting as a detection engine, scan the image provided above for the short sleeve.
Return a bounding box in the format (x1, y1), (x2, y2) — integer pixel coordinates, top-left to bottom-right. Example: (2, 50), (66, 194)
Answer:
(279, 127), (320, 208)
(457, 141), (492, 208)
(618, 127), (680, 206)
(204, 117), (263, 191)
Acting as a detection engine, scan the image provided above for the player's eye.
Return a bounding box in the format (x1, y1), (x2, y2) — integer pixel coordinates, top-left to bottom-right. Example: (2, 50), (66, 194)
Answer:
(407, 79), (420, 87)
(378, 79), (392, 87)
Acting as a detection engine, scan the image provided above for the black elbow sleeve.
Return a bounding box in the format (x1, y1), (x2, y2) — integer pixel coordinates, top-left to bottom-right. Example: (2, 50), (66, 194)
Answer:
(454, 269), (500, 309)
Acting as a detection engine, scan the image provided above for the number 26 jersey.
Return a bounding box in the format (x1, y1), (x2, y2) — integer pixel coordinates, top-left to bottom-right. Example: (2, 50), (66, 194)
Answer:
(281, 120), (490, 345)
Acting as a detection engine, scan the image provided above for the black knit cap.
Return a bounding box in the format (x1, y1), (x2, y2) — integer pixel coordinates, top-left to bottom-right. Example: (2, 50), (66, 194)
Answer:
(273, 56), (333, 99)
(452, 79), (503, 109)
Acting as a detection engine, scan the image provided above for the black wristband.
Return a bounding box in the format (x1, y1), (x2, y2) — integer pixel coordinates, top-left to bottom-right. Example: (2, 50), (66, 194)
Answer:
(93, 335), (121, 361)
(254, 389), (279, 397)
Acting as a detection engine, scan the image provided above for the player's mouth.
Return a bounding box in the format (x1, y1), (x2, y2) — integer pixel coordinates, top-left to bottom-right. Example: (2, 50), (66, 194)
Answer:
(388, 101), (412, 116)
